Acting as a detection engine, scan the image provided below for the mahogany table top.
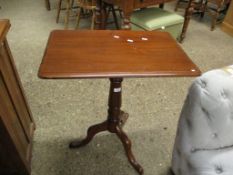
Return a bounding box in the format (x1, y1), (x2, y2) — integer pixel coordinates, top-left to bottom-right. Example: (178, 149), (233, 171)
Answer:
(39, 30), (201, 78)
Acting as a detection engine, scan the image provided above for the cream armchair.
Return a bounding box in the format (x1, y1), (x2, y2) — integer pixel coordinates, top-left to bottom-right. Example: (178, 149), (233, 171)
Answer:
(172, 66), (233, 175)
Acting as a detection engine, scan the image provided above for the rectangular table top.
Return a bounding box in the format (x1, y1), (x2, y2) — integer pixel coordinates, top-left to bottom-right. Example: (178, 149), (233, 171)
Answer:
(39, 30), (201, 78)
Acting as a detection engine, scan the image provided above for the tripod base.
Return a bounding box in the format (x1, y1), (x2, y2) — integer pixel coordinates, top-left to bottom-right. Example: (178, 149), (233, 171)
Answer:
(69, 111), (143, 174)
(69, 78), (143, 174)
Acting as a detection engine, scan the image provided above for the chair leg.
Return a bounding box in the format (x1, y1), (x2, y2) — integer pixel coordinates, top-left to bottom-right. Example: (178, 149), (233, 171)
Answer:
(111, 5), (120, 29)
(174, 0), (181, 11)
(103, 4), (120, 29)
(117, 8), (123, 18)
(71, 0), (75, 7)
(64, 0), (71, 29)
(210, 10), (220, 31)
(45, 0), (51, 10)
(200, 0), (207, 18)
(169, 168), (175, 175)
(100, 3), (108, 29)
(75, 8), (82, 29)
(91, 9), (96, 30)
(159, 3), (164, 9)
(56, 0), (62, 23)
(104, 6), (111, 28)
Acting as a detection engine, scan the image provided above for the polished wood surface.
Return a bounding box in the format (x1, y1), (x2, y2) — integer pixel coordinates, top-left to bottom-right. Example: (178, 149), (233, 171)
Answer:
(221, 0), (233, 37)
(39, 30), (201, 78)
(95, 0), (195, 42)
(0, 19), (35, 175)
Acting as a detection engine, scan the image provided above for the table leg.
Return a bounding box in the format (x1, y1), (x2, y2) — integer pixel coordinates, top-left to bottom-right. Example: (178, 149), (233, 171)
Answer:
(95, 0), (106, 29)
(110, 5), (120, 30)
(69, 121), (108, 148)
(159, 3), (164, 9)
(115, 126), (144, 174)
(180, 0), (195, 42)
(100, 2), (108, 29)
(45, 0), (51, 10)
(69, 78), (144, 175)
(56, 0), (62, 23)
(121, 12), (132, 30)
(64, 0), (71, 29)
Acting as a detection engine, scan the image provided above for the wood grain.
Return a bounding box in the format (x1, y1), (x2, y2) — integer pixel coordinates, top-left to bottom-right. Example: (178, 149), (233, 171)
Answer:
(0, 20), (35, 175)
(0, 19), (10, 43)
(39, 30), (201, 78)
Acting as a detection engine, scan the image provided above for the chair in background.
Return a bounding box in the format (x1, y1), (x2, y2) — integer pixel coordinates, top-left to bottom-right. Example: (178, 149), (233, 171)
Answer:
(175, 0), (231, 30)
(75, 0), (120, 29)
(102, 2), (121, 30)
(203, 0), (231, 30)
(56, 0), (75, 29)
(172, 66), (233, 175)
(174, 0), (205, 13)
(75, 0), (96, 29)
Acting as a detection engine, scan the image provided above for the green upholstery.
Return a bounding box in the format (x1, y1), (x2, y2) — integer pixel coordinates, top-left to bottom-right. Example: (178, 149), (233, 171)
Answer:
(130, 7), (184, 39)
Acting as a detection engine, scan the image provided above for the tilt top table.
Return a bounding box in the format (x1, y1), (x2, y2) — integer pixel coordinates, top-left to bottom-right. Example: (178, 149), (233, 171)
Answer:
(38, 30), (201, 174)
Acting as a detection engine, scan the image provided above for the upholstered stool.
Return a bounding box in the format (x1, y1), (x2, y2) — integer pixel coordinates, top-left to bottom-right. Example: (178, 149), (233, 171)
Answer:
(172, 66), (233, 175)
(130, 7), (184, 39)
